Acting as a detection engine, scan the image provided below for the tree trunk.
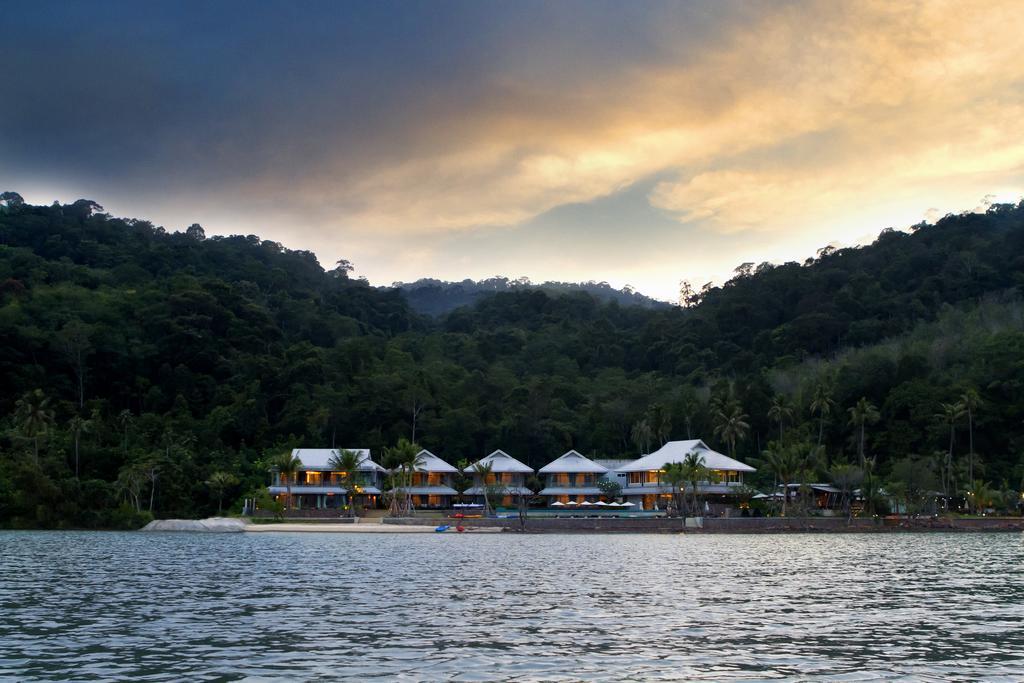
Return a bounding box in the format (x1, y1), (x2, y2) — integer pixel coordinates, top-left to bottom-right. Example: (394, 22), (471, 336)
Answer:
(947, 427), (955, 501)
(74, 433), (80, 478)
(968, 411), (974, 484)
(859, 424), (865, 467)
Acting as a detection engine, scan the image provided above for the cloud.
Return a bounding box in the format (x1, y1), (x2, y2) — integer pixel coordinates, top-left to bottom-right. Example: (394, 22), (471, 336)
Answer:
(3, 0), (1024, 300)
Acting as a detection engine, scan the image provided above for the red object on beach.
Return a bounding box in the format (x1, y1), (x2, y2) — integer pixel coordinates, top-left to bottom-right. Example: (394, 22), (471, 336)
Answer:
(454, 513), (464, 519)
(456, 525), (465, 533)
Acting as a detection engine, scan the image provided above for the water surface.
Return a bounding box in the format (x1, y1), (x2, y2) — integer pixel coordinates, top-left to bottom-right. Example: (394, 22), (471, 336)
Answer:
(2, 531), (1022, 681)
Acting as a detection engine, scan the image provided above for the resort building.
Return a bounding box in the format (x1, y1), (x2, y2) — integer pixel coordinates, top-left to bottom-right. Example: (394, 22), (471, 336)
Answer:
(537, 450), (609, 503)
(463, 449), (534, 506)
(407, 449), (460, 509)
(615, 439), (756, 510)
(269, 448), (385, 512)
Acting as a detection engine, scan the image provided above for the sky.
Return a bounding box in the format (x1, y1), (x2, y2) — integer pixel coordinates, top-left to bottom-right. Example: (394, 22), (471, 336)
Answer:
(3, 0), (1023, 301)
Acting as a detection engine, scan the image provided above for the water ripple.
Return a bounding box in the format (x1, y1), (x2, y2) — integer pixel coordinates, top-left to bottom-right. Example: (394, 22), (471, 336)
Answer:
(1, 531), (1023, 681)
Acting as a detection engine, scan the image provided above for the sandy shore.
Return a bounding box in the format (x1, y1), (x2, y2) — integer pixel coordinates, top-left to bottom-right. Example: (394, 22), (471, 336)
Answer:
(245, 522), (503, 533)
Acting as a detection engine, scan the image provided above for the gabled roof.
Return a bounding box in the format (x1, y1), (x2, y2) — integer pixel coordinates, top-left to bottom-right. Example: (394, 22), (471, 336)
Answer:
(463, 449), (534, 473)
(414, 449), (458, 473)
(538, 450), (608, 474)
(593, 459), (633, 471)
(290, 448), (385, 472)
(615, 440), (756, 473)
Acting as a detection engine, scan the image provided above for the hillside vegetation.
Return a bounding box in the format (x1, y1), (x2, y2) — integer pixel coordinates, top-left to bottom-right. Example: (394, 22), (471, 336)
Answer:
(392, 276), (669, 316)
(1, 191), (1023, 527)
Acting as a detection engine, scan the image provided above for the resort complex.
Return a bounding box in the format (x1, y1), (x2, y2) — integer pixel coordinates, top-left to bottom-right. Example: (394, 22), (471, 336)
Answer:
(266, 439), (758, 515)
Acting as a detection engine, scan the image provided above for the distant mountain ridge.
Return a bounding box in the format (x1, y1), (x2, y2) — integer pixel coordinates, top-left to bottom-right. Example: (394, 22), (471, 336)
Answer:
(389, 276), (670, 316)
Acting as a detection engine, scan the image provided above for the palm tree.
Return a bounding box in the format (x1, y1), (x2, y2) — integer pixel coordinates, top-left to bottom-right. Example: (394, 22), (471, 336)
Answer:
(383, 438), (423, 517)
(67, 414), (93, 478)
(966, 479), (993, 515)
(206, 471), (239, 513)
(767, 396), (792, 445)
(271, 452), (303, 512)
(117, 409), (134, 457)
(847, 397), (880, 468)
(680, 399), (697, 439)
(648, 404), (672, 446)
(713, 403), (750, 459)
(328, 449), (363, 517)
(681, 450), (713, 514)
(960, 389), (982, 483)
(15, 389), (55, 464)
(660, 462), (688, 517)
(630, 419), (653, 455)
(809, 381), (836, 448)
(934, 401), (965, 497)
(472, 461), (496, 517)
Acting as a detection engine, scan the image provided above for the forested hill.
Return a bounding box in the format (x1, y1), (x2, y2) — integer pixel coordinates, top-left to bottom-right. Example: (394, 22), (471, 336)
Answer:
(390, 277), (670, 316)
(1, 191), (1023, 528)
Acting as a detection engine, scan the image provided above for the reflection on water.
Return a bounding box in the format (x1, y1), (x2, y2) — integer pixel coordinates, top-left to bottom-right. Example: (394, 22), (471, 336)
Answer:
(1, 531), (1023, 681)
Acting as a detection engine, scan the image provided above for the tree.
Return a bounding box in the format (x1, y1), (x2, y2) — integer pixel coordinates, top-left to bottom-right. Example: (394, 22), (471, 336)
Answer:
(761, 444), (806, 516)
(680, 398), (697, 440)
(271, 452), (303, 512)
(597, 478), (622, 502)
(67, 414), (93, 479)
(473, 462), (497, 516)
(206, 471), (238, 513)
(888, 455), (939, 516)
(847, 397), (880, 468)
(648, 404), (672, 446)
(681, 450), (713, 514)
(660, 462), (688, 518)
(934, 401), (965, 497)
(713, 403), (749, 459)
(382, 438), (423, 517)
(116, 463), (146, 512)
(829, 462), (863, 521)
(117, 410), (134, 458)
(630, 419), (653, 455)
(767, 395), (793, 445)
(809, 381), (836, 448)
(960, 388), (982, 483)
(15, 389), (56, 464)
(185, 223), (206, 240)
(965, 479), (994, 515)
(0, 191), (25, 210)
(328, 449), (363, 517)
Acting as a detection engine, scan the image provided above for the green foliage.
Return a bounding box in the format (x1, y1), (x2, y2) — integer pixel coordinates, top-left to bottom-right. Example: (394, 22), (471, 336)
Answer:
(2, 196), (1024, 526)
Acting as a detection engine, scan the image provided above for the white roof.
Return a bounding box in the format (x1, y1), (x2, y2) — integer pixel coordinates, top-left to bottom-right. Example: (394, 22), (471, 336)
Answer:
(593, 459), (633, 471)
(463, 449), (534, 473)
(414, 449), (458, 473)
(615, 440), (756, 473)
(537, 487), (604, 496)
(538, 450), (608, 474)
(463, 485), (533, 495)
(290, 448), (385, 472)
(405, 486), (460, 496)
